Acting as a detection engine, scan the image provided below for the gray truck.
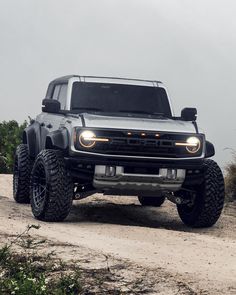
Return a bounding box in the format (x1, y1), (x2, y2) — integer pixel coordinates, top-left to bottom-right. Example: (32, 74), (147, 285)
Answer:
(13, 75), (225, 227)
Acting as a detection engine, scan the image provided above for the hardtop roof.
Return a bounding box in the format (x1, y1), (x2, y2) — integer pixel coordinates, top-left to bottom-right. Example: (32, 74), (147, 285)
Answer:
(50, 75), (162, 85)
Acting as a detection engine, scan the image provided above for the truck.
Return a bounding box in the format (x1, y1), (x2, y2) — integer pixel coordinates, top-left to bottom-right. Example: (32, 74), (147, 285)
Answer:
(13, 75), (225, 227)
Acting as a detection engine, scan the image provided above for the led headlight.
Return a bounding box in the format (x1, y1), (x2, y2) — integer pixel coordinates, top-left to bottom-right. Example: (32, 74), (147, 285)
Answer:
(185, 137), (201, 153)
(175, 136), (201, 154)
(78, 130), (109, 148)
(79, 130), (96, 148)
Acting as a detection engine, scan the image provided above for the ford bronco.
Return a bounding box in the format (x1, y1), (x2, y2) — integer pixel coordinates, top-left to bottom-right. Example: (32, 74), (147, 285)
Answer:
(13, 75), (225, 227)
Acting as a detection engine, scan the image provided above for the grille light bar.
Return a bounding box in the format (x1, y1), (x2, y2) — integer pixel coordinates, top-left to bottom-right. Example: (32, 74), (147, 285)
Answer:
(175, 143), (198, 147)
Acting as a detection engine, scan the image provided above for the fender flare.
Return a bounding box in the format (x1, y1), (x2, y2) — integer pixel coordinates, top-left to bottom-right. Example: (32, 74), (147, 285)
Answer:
(45, 128), (69, 151)
(23, 122), (40, 158)
(205, 140), (215, 158)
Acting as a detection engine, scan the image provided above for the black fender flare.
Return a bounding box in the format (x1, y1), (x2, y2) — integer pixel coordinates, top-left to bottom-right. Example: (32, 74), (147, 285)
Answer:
(45, 128), (69, 151)
(23, 122), (41, 158)
(205, 140), (215, 158)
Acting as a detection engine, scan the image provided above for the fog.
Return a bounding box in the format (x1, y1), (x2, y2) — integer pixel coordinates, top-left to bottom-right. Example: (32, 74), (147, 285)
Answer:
(0, 0), (236, 167)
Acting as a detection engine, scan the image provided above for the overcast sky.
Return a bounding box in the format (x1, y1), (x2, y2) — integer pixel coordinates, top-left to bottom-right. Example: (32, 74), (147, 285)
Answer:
(0, 0), (236, 167)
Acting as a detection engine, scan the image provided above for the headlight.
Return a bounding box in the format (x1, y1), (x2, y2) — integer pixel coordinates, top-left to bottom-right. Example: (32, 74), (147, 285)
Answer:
(175, 136), (201, 154)
(78, 130), (109, 148)
(79, 130), (96, 148)
(186, 137), (201, 153)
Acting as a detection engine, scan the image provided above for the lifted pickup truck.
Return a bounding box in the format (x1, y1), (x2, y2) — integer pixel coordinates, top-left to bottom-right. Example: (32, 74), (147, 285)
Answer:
(13, 75), (224, 227)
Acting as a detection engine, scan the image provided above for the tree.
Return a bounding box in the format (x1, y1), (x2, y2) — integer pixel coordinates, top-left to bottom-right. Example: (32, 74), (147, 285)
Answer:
(0, 120), (27, 173)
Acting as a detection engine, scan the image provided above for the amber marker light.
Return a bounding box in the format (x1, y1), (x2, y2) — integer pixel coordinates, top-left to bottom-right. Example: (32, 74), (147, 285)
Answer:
(141, 132), (146, 136)
(127, 132), (132, 136)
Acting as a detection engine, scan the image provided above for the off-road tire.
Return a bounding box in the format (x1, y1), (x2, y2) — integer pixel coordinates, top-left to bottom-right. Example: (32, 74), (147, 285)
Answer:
(13, 144), (32, 203)
(177, 159), (225, 228)
(30, 150), (73, 222)
(138, 196), (165, 207)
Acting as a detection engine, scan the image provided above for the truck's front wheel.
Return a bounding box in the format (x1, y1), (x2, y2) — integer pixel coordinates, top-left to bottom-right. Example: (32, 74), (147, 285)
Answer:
(30, 150), (73, 222)
(177, 159), (225, 228)
(138, 196), (165, 207)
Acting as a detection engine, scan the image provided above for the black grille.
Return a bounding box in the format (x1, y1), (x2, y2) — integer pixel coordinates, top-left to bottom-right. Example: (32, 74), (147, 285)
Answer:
(75, 128), (203, 158)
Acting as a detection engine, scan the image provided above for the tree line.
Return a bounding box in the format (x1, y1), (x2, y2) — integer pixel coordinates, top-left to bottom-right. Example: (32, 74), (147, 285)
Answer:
(0, 120), (27, 173)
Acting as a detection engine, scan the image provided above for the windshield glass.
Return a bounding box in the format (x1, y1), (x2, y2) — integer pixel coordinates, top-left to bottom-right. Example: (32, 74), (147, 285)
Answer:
(71, 82), (172, 117)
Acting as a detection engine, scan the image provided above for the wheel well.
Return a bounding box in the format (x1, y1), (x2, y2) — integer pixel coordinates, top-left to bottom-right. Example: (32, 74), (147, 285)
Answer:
(23, 125), (39, 158)
(45, 129), (69, 151)
(45, 137), (53, 149)
(23, 131), (27, 144)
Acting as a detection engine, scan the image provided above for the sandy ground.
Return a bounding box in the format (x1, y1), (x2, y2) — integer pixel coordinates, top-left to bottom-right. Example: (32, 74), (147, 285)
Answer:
(0, 174), (236, 294)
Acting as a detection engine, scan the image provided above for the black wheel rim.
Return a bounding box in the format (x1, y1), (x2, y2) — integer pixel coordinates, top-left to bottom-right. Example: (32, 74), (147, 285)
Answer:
(32, 162), (47, 209)
(13, 155), (19, 194)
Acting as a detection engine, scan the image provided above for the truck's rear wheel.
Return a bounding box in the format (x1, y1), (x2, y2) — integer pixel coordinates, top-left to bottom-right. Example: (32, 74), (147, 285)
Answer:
(30, 150), (73, 222)
(138, 196), (165, 207)
(13, 144), (32, 204)
(177, 159), (225, 228)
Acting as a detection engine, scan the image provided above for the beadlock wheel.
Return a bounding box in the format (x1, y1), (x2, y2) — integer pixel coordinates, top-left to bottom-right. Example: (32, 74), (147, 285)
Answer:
(177, 159), (225, 228)
(31, 161), (47, 211)
(30, 150), (73, 222)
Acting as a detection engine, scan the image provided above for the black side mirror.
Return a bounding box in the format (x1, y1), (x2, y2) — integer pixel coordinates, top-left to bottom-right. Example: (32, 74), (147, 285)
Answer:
(42, 99), (60, 113)
(181, 108), (197, 121)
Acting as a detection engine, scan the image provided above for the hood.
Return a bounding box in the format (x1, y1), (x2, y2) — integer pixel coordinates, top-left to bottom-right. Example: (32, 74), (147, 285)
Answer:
(81, 113), (197, 134)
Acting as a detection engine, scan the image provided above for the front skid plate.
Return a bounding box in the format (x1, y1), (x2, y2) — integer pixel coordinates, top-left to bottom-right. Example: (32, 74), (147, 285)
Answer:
(93, 166), (186, 192)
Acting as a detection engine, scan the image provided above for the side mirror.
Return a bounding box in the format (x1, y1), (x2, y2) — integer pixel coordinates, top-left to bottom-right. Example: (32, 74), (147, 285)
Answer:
(42, 99), (60, 113)
(181, 108), (197, 121)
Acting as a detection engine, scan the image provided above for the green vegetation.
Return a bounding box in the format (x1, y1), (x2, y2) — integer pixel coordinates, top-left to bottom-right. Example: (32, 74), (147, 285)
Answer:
(0, 247), (82, 295)
(0, 225), (132, 294)
(0, 225), (82, 295)
(0, 120), (27, 173)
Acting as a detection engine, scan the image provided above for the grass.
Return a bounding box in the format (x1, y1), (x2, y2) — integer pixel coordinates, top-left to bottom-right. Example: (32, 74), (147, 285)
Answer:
(0, 225), (141, 294)
(0, 225), (82, 295)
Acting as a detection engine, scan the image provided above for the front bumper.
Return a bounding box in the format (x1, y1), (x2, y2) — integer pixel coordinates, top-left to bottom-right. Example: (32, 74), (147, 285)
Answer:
(93, 165), (186, 193)
(66, 153), (204, 170)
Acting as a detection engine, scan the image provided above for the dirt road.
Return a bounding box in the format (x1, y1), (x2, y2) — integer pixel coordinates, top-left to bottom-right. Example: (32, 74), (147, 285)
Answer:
(0, 174), (236, 294)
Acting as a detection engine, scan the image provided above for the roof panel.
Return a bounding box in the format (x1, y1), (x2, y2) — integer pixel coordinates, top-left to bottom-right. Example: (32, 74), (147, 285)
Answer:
(50, 75), (162, 86)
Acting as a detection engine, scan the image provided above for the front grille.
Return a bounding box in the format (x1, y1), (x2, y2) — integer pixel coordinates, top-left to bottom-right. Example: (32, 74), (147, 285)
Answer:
(75, 128), (203, 158)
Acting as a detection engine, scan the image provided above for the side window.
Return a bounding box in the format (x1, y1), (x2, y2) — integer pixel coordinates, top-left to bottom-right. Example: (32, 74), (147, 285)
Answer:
(58, 84), (68, 110)
(52, 85), (61, 99)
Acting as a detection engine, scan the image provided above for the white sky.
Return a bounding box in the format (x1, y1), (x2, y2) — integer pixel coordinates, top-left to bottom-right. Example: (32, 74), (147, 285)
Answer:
(0, 0), (236, 167)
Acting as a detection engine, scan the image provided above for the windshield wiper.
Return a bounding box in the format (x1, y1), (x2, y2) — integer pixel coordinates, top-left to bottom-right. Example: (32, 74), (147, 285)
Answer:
(72, 107), (103, 112)
(118, 110), (166, 117)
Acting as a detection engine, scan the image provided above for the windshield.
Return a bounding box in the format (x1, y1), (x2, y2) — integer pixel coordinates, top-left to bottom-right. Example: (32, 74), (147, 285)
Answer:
(71, 82), (172, 117)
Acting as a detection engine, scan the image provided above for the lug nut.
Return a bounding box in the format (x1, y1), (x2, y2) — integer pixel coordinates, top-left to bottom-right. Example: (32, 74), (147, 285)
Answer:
(175, 197), (182, 204)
